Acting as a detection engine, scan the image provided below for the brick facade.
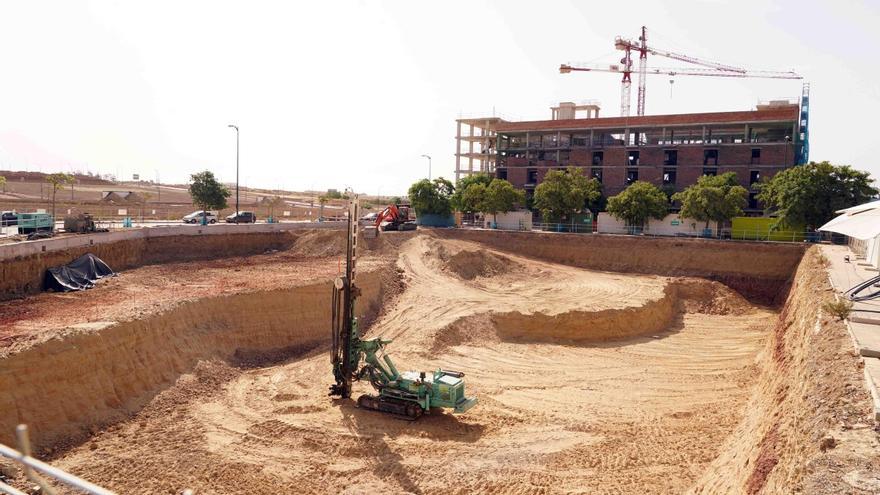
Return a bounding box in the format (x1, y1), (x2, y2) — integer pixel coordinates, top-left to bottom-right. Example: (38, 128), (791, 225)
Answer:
(494, 108), (800, 212)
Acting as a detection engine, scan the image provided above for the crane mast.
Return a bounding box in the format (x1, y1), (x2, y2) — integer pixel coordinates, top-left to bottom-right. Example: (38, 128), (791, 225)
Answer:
(561, 26), (802, 116)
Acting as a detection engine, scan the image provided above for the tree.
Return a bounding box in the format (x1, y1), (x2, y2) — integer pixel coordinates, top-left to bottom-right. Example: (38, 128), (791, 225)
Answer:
(0, 175), (6, 193)
(533, 167), (602, 222)
(672, 172), (748, 228)
(461, 183), (487, 215)
(263, 195), (285, 220)
(481, 179), (525, 225)
(188, 171), (230, 221)
(407, 177), (455, 217)
(757, 161), (878, 229)
(46, 173), (74, 221)
(451, 173), (492, 213)
(606, 181), (669, 231)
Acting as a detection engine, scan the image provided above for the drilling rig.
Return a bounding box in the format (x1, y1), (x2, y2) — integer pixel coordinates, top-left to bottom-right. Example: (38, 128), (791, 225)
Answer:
(329, 195), (477, 419)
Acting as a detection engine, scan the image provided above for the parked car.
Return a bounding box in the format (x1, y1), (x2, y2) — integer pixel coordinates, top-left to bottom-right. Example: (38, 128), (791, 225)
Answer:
(359, 212), (378, 226)
(182, 210), (217, 224)
(1, 211), (17, 227)
(225, 211), (256, 223)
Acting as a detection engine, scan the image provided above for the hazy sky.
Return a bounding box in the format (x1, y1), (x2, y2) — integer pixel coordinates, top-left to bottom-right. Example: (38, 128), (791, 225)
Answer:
(0, 0), (877, 194)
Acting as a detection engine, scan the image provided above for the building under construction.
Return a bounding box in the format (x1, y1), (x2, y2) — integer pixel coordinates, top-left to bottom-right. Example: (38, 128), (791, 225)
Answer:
(455, 89), (809, 212)
(455, 25), (809, 212)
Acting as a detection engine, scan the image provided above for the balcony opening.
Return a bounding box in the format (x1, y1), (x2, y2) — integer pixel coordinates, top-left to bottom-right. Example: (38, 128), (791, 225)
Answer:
(497, 168), (508, 181)
(527, 168), (538, 184)
(749, 170), (761, 186)
(627, 150), (640, 166)
(663, 168), (677, 185)
(626, 169), (639, 185)
(703, 167), (718, 177)
(591, 168), (603, 183)
(592, 151), (604, 166)
(663, 150), (677, 166)
(751, 148), (761, 165)
(703, 149), (718, 166)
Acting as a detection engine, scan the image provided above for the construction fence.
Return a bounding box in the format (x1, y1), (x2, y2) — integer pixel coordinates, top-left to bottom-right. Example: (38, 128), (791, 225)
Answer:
(462, 211), (823, 244)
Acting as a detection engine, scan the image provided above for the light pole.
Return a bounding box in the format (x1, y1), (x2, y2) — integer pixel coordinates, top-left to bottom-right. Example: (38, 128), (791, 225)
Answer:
(228, 124), (240, 223)
(421, 154), (432, 180)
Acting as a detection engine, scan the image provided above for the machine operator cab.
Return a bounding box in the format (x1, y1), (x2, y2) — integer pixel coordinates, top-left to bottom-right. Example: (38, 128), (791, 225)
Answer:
(397, 369), (478, 414)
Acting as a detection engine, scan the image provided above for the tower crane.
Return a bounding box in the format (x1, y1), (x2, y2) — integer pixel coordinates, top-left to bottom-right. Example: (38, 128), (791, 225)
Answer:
(560, 26), (802, 117)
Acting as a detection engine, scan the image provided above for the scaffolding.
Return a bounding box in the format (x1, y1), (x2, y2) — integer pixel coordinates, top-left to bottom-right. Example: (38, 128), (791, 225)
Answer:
(455, 116), (506, 182)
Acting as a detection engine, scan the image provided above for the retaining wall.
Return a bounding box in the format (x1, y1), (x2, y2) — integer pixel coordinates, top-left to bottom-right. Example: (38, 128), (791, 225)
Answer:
(0, 223), (344, 301)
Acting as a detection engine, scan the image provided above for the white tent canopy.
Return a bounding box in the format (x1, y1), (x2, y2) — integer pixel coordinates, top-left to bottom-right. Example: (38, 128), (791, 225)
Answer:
(818, 199), (880, 240)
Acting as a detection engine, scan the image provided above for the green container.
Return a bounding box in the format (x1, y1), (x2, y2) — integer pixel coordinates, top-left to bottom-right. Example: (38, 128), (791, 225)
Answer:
(730, 217), (804, 242)
(18, 213), (54, 234)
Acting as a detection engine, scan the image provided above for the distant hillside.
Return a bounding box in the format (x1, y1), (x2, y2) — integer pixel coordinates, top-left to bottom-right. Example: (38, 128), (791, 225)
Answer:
(0, 170), (115, 186)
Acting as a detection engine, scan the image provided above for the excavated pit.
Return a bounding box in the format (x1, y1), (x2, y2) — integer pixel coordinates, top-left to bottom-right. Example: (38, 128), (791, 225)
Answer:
(1, 231), (876, 494)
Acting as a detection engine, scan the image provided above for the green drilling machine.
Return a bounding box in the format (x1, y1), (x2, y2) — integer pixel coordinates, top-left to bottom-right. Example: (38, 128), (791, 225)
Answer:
(328, 195), (477, 419)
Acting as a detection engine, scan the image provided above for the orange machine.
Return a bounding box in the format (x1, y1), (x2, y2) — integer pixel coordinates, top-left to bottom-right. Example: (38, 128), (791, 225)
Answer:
(374, 204), (417, 231)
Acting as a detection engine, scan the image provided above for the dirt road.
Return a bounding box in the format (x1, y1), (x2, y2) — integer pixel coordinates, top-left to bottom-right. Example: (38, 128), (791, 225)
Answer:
(46, 235), (773, 494)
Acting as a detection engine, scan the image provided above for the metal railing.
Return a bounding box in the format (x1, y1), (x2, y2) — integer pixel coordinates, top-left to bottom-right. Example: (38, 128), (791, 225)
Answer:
(533, 222), (594, 234)
(459, 222), (821, 243)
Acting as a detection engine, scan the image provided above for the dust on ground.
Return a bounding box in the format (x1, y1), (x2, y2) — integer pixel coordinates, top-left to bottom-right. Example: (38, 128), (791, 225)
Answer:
(44, 236), (778, 494)
(0, 229), (375, 357)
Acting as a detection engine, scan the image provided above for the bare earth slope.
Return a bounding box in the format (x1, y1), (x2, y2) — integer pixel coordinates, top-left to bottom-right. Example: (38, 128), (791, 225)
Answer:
(44, 236), (775, 494)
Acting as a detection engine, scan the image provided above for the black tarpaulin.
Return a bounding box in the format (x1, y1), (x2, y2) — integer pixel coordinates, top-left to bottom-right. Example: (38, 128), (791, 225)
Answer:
(45, 253), (115, 292)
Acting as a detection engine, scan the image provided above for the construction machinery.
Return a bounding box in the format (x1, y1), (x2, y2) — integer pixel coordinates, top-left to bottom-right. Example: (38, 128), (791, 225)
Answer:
(63, 213), (97, 233)
(329, 195), (477, 419)
(17, 213), (54, 235)
(374, 203), (417, 232)
(560, 25), (802, 117)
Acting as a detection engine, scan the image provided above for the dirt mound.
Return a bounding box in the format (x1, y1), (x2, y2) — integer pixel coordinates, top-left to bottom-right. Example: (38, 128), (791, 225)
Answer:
(428, 243), (520, 280)
(673, 278), (754, 315)
(288, 229), (346, 258)
(427, 314), (499, 355)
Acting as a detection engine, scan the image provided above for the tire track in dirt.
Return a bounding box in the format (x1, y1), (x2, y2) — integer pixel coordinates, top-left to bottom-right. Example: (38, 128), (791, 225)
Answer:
(50, 235), (772, 494)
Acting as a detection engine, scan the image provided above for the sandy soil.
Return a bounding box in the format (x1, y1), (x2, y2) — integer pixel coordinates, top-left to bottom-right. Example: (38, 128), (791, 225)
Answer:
(0, 230), (365, 356)
(41, 236), (776, 494)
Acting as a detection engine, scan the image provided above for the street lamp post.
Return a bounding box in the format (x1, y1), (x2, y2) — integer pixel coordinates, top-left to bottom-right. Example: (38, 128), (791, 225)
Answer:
(421, 154), (432, 180)
(228, 124), (240, 223)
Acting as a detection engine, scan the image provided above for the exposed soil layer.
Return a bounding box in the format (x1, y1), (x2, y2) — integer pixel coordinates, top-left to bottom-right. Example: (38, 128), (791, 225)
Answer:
(1, 234), (877, 494)
(2, 237), (764, 493)
(0, 230), (316, 301)
(436, 229), (807, 304)
(689, 248), (880, 495)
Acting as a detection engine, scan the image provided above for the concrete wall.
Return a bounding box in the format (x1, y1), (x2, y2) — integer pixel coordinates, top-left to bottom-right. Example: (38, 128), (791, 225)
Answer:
(0, 221), (341, 261)
(597, 212), (718, 236)
(0, 222), (345, 300)
(482, 210), (532, 231)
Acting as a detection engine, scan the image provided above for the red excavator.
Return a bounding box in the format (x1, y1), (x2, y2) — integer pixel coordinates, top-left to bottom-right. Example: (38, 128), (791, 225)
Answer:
(375, 204), (417, 231)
